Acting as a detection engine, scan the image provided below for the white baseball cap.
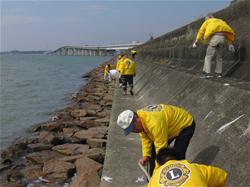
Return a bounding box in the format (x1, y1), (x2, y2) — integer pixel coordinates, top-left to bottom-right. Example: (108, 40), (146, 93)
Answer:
(117, 110), (135, 136)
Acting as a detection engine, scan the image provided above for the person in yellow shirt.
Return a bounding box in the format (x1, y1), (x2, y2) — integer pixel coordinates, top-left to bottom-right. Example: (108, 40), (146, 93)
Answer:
(148, 147), (228, 187)
(131, 49), (137, 60)
(117, 104), (195, 175)
(104, 64), (112, 82)
(116, 55), (124, 87)
(193, 14), (235, 78)
(119, 54), (136, 95)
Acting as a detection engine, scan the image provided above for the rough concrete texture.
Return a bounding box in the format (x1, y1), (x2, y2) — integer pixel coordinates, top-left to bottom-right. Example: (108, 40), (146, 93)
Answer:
(101, 61), (250, 187)
(101, 1), (249, 186)
(137, 0), (250, 81)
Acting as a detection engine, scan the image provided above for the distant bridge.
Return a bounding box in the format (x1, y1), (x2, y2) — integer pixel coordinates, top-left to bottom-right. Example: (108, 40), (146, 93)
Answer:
(51, 42), (142, 56)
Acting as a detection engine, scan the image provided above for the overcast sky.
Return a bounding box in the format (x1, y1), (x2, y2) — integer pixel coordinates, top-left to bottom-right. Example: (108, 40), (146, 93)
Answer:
(1, 0), (230, 51)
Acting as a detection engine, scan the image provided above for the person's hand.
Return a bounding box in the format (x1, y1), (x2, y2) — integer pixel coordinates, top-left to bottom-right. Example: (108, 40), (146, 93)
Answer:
(139, 156), (149, 166)
(228, 44), (235, 53)
(192, 40), (198, 48)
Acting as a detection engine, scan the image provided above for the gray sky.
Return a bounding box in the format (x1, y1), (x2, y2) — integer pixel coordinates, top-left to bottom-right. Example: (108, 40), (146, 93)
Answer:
(1, 0), (230, 51)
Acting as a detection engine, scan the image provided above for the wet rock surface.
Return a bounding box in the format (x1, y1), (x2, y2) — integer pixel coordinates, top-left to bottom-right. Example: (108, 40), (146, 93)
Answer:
(0, 61), (115, 187)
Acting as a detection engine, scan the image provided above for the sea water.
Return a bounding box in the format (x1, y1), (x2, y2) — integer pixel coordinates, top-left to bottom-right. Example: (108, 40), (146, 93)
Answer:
(0, 54), (111, 151)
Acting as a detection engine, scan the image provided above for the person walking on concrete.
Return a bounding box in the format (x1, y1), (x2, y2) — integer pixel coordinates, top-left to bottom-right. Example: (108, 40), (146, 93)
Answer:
(131, 49), (137, 60)
(104, 64), (112, 82)
(117, 104), (195, 175)
(116, 55), (124, 87)
(119, 54), (136, 95)
(148, 148), (228, 187)
(193, 14), (235, 78)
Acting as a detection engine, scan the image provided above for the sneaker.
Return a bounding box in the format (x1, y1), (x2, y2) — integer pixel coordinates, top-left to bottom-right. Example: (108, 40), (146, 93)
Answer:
(216, 73), (222, 78)
(200, 73), (213, 79)
(130, 90), (134, 96)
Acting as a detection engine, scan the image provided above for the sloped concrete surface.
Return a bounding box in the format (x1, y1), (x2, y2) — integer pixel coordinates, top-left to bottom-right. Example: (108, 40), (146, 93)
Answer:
(101, 61), (250, 187)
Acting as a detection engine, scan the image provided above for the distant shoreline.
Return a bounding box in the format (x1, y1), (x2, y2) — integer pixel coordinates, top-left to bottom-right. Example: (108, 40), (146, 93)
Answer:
(0, 50), (48, 55)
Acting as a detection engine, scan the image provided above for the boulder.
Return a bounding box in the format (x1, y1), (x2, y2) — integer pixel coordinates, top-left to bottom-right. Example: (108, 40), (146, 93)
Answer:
(87, 139), (107, 148)
(94, 118), (110, 126)
(20, 164), (42, 179)
(40, 122), (61, 131)
(26, 150), (63, 164)
(37, 131), (56, 144)
(42, 159), (75, 182)
(86, 109), (97, 116)
(73, 127), (107, 140)
(80, 103), (102, 112)
(86, 148), (105, 164)
(27, 143), (53, 152)
(59, 155), (85, 163)
(74, 157), (102, 174)
(70, 109), (87, 118)
(52, 144), (89, 155)
(69, 171), (100, 187)
(69, 156), (103, 186)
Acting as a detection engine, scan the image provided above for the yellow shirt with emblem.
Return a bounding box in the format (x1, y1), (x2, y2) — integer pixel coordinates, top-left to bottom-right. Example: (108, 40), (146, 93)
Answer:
(137, 104), (193, 158)
(196, 18), (235, 44)
(119, 57), (136, 75)
(148, 160), (227, 187)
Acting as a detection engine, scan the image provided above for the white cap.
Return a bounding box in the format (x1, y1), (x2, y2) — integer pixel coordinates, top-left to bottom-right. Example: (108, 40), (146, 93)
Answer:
(117, 110), (134, 135)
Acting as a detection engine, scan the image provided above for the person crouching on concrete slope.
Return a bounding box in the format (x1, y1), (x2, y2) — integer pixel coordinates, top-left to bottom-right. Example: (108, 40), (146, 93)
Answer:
(117, 104), (195, 175)
(193, 14), (235, 78)
(104, 64), (112, 82)
(148, 148), (228, 187)
(119, 54), (136, 95)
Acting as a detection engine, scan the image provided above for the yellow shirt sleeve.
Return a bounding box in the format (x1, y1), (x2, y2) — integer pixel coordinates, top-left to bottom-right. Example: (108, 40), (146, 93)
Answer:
(139, 132), (152, 157)
(198, 164), (228, 187)
(196, 20), (209, 41)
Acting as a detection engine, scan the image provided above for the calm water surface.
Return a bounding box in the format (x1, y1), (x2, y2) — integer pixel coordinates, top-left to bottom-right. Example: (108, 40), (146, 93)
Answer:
(0, 54), (111, 151)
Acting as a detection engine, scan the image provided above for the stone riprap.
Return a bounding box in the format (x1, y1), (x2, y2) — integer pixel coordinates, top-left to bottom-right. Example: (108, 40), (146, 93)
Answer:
(0, 60), (116, 187)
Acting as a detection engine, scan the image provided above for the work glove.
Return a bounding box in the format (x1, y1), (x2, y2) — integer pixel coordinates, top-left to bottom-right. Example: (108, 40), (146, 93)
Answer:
(228, 44), (235, 53)
(192, 41), (198, 48)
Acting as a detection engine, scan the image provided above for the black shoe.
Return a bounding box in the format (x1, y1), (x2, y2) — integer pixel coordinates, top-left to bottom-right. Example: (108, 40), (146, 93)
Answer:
(130, 90), (134, 95)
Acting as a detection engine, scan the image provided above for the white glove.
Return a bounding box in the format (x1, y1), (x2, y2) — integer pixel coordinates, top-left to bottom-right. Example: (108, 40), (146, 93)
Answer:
(192, 41), (198, 48)
(228, 44), (235, 53)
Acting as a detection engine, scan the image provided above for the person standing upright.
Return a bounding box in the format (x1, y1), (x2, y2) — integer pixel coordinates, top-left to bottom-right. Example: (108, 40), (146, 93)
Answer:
(193, 14), (235, 78)
(119, 54), (136, 95)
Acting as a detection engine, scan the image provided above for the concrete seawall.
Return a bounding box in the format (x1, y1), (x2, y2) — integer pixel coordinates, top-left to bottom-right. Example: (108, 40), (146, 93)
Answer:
(101, 62), (250, 187)
(101, 1), (249, 186)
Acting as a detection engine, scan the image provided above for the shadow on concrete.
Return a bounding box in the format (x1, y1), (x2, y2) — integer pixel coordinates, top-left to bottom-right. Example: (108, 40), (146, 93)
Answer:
(192, 145), (220, 165)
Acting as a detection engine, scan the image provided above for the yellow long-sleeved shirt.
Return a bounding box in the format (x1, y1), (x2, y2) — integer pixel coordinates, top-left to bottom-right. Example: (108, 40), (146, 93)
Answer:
(104, 64), (112, 74)
(148, 160), (228, 187)
(116, 58), (124, 72)
(137, 104), (193, 157)
(196, 18), (235, 44)
(119, 57), (136, 75)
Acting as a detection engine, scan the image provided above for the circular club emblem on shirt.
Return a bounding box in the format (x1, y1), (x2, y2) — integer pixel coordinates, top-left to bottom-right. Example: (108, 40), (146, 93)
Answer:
(159, 163), (190, 186)
(143, 104), (163, 112)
